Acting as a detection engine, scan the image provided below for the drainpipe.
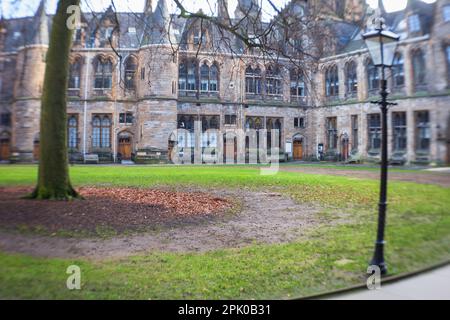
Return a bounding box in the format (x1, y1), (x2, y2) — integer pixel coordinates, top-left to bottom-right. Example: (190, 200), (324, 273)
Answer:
(113, 57), (121, 164)
(83, 52), (91, 158)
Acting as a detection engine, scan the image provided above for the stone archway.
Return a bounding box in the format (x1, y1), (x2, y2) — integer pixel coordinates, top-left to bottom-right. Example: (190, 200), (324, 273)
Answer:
(0, 131), (11, 161)
(118, 131), (133, 161)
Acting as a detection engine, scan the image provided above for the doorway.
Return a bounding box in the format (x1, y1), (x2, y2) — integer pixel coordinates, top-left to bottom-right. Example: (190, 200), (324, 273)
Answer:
(341, 135), (350, 162)
(118, 133), (133, 160)
(223, 134), (237, 164)
(293, 139), (303, 161)
(33, 140), (40, 161)
(0, 132), (10, 160)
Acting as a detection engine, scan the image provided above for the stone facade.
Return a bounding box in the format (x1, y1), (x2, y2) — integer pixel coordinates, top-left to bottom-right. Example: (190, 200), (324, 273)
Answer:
(0, 0), (449, 165)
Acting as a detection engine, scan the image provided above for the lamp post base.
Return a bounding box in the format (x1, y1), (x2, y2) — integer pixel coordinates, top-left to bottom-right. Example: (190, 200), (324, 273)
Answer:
(370, 241), (388, 275)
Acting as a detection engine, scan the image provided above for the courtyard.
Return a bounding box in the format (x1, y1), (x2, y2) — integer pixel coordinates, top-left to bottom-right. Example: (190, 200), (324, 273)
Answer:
(0, 164), (449, 299)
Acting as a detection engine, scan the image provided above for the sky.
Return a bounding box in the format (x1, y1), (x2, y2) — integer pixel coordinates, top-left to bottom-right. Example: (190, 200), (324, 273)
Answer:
(0, 0), (437, 20)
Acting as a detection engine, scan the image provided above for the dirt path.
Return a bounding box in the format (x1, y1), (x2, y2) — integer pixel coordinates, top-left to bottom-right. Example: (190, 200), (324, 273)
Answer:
(279, 167), (450, 188)
(0, 191), (320, 259)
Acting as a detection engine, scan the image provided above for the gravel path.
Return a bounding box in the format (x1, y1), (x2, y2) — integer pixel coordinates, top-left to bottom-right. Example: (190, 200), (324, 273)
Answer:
(0, 191), (320, 259)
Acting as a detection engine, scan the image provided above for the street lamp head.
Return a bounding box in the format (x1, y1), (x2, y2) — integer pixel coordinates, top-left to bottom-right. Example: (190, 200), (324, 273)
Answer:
(363, 19), (400, 68)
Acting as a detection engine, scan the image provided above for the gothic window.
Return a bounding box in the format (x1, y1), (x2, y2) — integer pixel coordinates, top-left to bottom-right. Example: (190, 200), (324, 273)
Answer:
(368, 114), (381, 152)
(199, 63), (219, 93)
(200, 64), (210, 92)
(266, 66), (282, 96)
(367, 60), (380, 95)
(68, 115), (78, 149)
(392, 112), (407, 152)
(325, 65), (339, 97)
(345, 61), (358, 97)
(92, 115), (111, 149)
(69, 59), (81, 89)
(351, 115), (359, 151)
(187, 61), (197, 91)
(209, 64), (219, 92)
(392, 53), (405, 89)
(178, 63), (187, 91)
(178, 60), (198, 93)
(326, 117), (338, 150)
(94, 57), (113, 89)
(415, 111), (430, 152)
(245, 66), (262, 95)
(412, 50), (427, 90)
(124, 56), (137, 90)
(290, 69), (306, 98)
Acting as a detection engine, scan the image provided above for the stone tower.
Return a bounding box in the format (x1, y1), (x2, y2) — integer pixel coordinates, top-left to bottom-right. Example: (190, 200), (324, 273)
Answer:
(137, 0), (178, 159)
(218, 0), (230, 23)
(12, 0), (49, 161)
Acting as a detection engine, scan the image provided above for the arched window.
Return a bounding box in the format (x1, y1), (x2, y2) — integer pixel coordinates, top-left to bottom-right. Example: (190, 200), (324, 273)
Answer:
(187, 60), (197, 91)
(367, 60), (380, 95)
(199, 62), (219, 93)
(178, 63), (187, 91)
(69, 59), (81, 89)
(68, 115), (78, 149)
(94, 57), (113, 89)
(178, 60), (198, 94)
(345, 61), (358, 97)
(325, 66), (339, 97)
(200, 63), (210, 92)
(290, 69), (306, 98)
(210, 64), (219, 92)
(412, 50), (426, 90)
(266, 65), (282, 96)
(124, 56), (137, 90)
(92, 115), (111, 148)
(392, 53), (405, 89)
(245, 66), (262, 95)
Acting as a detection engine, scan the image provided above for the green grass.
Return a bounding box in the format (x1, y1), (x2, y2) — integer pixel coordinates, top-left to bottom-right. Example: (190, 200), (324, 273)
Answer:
(0, 165), (449, 299)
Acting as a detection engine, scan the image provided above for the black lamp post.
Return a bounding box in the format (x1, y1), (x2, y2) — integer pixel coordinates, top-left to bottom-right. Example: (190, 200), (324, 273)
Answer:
(363, 18), (400, 275)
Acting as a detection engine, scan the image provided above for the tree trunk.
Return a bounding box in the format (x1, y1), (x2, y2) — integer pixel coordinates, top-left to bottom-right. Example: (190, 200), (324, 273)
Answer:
(31, 0), (80, 200)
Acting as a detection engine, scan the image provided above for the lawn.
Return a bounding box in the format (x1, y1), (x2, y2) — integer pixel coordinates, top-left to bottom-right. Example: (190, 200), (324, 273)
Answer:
(0, 165), (449, 299)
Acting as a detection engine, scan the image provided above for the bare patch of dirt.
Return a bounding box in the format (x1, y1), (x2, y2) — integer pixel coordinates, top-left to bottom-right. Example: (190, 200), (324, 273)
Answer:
(0, 189), (321, 259)
(0, 187), (231, 236)
(279, 167), (450, 188)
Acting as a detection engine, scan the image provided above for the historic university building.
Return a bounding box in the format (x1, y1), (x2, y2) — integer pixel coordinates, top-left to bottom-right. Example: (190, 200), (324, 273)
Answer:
(0, 0), (449, 165)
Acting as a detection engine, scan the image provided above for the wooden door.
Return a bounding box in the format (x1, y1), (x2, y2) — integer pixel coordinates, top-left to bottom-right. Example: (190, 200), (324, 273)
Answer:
(168, 140), (175, 162)
(293, 140), (303, 160)
(223, 135), (237, 164)
(33, 141), (40, 161)
(118, 137), (132, 160)
(0, 139), (10, 160)
(341, 138), (349, 161)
